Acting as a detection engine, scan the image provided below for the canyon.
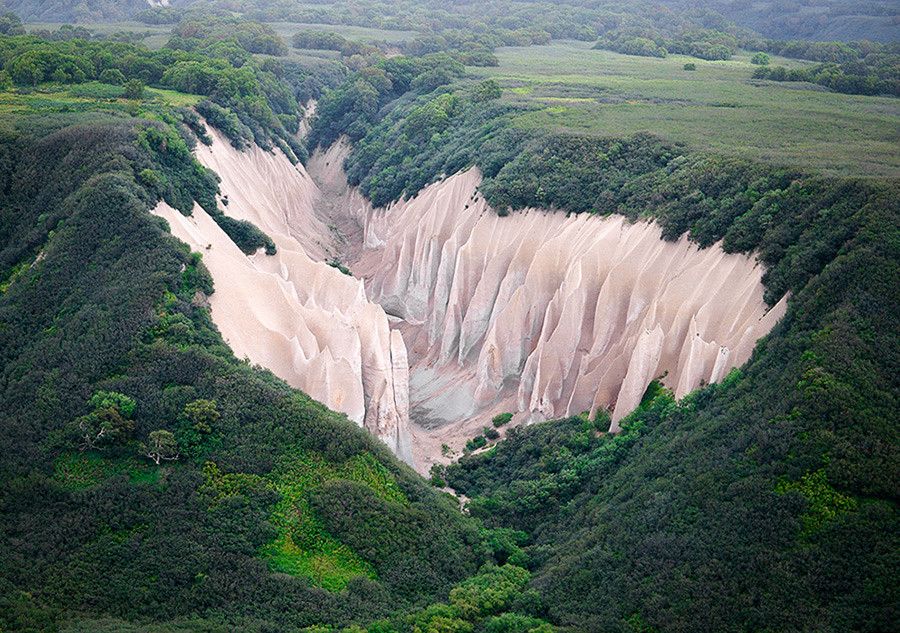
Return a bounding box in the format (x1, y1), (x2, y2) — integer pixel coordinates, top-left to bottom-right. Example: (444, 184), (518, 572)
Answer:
(155, 127), (787, 474)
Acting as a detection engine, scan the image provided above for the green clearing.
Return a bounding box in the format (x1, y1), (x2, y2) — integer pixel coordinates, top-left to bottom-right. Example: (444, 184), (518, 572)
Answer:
(204, 450), (408, 591)
(471, 41), (900, 178)
(267, 21), (418, 43)
(0, 82), (203, 129)
(263, 451), (408, 590)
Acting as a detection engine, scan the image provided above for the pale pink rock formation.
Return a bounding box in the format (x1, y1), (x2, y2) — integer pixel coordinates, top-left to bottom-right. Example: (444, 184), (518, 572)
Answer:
(152, 127), (412, 465)
(307, 141), (787, 471)
(154, 127), (785, 474)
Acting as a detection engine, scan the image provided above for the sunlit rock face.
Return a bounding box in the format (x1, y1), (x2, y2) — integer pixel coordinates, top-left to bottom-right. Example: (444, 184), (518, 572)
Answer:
(308, 141), (786, 471)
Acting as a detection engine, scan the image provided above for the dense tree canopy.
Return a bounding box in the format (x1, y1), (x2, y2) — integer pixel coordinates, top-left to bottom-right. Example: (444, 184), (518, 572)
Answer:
(0, 4), (897, 631)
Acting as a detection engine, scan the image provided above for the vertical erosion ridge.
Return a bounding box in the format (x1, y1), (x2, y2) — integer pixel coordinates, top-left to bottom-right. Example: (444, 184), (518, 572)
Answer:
(152, 127), (414, 466)
(308, 139), (787, 472)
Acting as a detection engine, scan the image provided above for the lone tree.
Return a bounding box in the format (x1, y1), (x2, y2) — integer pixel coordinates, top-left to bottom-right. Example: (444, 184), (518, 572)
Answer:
(751, 52), (770, 66)
(144, 430), (179, 465)
(73, 391), (137, 451)
(182, 399), (220, 433)
(123, 79), (145, 100)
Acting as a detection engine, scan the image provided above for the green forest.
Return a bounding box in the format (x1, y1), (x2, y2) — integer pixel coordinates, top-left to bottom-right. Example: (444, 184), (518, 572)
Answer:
(0, 2), (898, 632)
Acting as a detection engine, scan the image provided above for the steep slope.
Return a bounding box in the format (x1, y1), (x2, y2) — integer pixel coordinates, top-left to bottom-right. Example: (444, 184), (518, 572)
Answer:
(447, 185), (900, 631)
(0, 118), (487, 632)
(309, 141), (786, 471)
(153, 127), (413, 464)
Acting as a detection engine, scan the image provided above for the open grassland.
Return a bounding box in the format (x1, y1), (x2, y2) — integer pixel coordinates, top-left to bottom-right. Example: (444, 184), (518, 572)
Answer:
(472, 42), (900, 178)
(0, 82), (201, 113)
(0, 82), (203, 137)
(25, 21), (172, 49)
(267, 21), (418, 43)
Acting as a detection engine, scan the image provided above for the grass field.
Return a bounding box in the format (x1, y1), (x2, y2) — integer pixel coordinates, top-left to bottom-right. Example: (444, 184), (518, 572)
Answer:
(25, 21), (172, 49)
(472, 42), (900, 178)
(0, 82), (203, 137)
(267, 21), (418, 44)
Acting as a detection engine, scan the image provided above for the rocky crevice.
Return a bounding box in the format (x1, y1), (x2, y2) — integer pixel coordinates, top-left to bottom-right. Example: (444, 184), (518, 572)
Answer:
(153, 126), (414, 466)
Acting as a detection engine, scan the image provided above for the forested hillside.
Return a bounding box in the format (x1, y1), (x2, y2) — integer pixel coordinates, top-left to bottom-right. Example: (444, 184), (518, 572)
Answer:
(0, 3), (898, 632)
(306, 24), (899, 631)
(0, 25), (552, 633)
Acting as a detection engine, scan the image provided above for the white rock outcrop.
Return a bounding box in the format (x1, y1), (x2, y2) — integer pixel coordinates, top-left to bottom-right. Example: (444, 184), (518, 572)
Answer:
(308, 141), (787, 470)
(153, 127), (785, 474)
(152, 128), (413, 465)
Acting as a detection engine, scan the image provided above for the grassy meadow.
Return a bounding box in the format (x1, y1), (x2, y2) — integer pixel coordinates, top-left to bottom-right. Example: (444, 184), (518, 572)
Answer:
(0, 82), (203, 137)
(25, 21), (172, 49)
(471, 41), (900, 178)
(267, 21), (418, 44)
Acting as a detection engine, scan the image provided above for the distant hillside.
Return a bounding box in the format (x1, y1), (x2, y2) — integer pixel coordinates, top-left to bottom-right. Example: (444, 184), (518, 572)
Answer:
(3, 0), (898, 43)
(702, 0), (899, 42)
(0, 0), (152, 23)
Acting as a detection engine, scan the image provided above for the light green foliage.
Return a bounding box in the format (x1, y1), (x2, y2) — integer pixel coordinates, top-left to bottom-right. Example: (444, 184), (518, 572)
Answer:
(775, 469), (858, 537)
(638, 380), (669, 409)
(0, 260), (30, 293)
(751, 52), (771, 65)
(449, 564), (531, 618)
(625, 613), (659, 633)
(399, 565), (551, 632)
(403, 92), (460, 142)
(484, 613), (554, 632)
(88, 391), (137, 418)
(182, 399), (219, 433)
(200, 461), (270, 504)
(203, 451), (409, 591)
(465, 435), (488, 453)
(71, 391), (138, 451)
(472, 79), (502, 102)
(143, 429), (179, 464)
(492, 413), (513, 428)
(430, 464), (448, 488)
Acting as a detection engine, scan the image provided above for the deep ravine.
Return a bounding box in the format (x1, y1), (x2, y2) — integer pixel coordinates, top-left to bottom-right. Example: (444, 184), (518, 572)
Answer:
(156, 127), (786, 474)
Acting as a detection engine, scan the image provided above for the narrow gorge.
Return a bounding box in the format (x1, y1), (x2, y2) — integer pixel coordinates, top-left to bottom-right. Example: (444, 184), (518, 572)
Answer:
(157, 126), (787, 474)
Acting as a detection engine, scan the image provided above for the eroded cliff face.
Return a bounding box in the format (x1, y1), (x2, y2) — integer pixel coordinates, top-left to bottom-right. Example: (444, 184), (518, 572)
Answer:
(152, 128), (413, 465)
(153, 127), (785, 474)
(308, 140), (787, 472)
